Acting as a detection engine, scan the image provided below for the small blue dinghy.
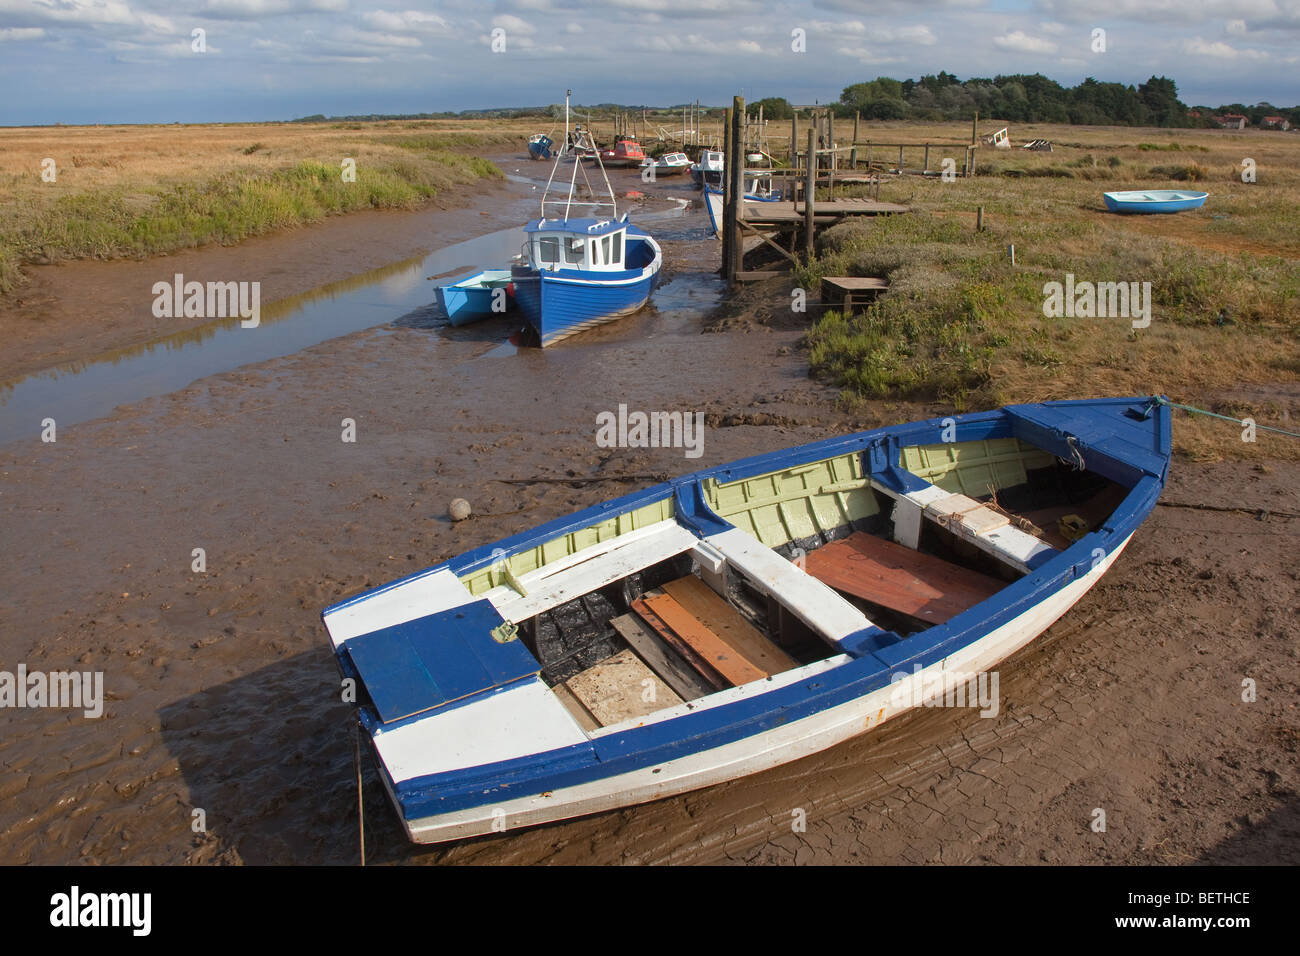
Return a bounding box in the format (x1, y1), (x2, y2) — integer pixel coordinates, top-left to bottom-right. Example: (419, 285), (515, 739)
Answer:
(1103, 190), (1208, 214)
(434, 270), (514, 326)
(324, 396), (1172, 844)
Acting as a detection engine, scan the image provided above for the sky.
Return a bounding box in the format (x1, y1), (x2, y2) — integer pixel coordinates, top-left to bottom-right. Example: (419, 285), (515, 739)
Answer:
(1, 0), (1298, 126)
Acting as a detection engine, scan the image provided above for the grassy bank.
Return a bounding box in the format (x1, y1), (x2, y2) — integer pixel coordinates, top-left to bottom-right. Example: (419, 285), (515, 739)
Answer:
(795, 122), (1300, 459)
(0, 122), (523, 293)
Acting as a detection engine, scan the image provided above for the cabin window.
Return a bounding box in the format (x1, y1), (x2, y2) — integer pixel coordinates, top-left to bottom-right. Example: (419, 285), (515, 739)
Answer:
(611, 231), (623, 265)
(601, 236), (611, 263)
(590, 239), (600, 266)
(538, 237), (559, 264)
(564, 237), (584, 265)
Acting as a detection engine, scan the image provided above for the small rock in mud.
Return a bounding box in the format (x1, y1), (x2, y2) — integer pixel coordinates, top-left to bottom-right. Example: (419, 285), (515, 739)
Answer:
(448, 498), (472, 522)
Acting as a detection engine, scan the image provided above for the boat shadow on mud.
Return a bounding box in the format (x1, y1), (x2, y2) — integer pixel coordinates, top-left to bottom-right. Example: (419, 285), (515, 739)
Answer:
(158, 649), (369, 865)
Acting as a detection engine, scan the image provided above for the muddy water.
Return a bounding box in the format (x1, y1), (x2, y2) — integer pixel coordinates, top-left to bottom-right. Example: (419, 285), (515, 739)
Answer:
(0, 168), (696, 445)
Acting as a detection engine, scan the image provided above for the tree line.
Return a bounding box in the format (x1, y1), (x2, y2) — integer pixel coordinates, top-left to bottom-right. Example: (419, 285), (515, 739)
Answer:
(752, 73), (1298, 129)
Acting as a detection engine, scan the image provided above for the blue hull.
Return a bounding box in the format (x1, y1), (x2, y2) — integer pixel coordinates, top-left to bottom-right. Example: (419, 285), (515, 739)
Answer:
(326, 397), (1172, 830)
(511, 236), (661, 346)
(1103, 190), (1208, 214)
(435, 271), (514, 326)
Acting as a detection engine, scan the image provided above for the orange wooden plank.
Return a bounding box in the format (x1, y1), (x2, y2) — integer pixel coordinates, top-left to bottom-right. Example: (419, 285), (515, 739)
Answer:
(639, 592), (769, 686)
(802, 532), (1003, 625)
(661, 576), (797, 675)
(630, 598), (729, 691)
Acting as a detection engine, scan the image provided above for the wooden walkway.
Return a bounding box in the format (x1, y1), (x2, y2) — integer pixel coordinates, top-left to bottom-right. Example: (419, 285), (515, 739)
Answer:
(742, 198), (909, 225)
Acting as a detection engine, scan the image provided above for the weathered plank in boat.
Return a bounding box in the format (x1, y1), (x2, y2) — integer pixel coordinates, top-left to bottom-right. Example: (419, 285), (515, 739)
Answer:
(630, 597), (729, 691)
(802, 532), (1003, 625)
(551, 681), (601, 732)
(640, 589), (768, 686)
(611, 613), (714, 701)
(661, 576), (798, 676)
(564, 648), (683, 726)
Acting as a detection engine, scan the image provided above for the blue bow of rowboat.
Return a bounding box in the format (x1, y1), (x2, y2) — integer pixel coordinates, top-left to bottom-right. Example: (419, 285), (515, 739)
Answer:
(1103, 189), (1209, 214)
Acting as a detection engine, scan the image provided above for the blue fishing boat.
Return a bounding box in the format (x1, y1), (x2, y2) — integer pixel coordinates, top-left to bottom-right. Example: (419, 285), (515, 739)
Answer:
(527, 133), (555, 161)
(510, 92), (662, 347)
(324, 396), (1171, 844)
(434, 270), (514, 325)
(1103, 189), (1208, 214)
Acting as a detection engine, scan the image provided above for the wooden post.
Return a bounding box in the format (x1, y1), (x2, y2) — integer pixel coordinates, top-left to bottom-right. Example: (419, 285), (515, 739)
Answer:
(976, 206), (984, 231)
(727, 96), (745, 282)
(804, 128), (816, 258)
(851, 111), (859, 169)
(971, 111), (978, 146)
(791, 112), (798, 166)
(924, 143), (930, 172)
(898, 144), (904, 171)
(721, 106), (732, 278)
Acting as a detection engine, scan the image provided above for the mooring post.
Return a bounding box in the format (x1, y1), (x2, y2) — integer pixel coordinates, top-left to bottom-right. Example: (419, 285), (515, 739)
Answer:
(790, 112), (798, 167)
(728, 96), (745, 282)
(721, 106), (733, 279)
(924, 143), (930, 172)
(804, 128), (816, 258)
(851, 111), (860, 169)
(976, 206), (984, 231)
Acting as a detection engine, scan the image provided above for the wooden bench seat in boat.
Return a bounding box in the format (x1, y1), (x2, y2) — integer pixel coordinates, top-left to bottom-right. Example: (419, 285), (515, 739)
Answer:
(631, 575), (798, 688)
(869, 478), (1060, 573)
(802, 532), (1003, 625)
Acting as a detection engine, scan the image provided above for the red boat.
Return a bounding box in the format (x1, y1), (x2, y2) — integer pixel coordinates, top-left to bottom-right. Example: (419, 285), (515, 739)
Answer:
(595, 138), (646, 168)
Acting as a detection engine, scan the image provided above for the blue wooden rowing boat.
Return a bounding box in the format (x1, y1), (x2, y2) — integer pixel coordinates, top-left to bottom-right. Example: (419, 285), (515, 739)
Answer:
(323, 396), (1171, 844)
(434, 270), (514, 325)
(1103, 190), (1208, 214)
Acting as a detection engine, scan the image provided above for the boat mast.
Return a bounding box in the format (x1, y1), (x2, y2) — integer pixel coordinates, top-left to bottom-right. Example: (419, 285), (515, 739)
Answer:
(538, 89), (618, 223)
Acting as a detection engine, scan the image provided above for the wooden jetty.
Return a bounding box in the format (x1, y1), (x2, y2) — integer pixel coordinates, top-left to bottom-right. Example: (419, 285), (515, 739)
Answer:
(720, 96), (913, 285)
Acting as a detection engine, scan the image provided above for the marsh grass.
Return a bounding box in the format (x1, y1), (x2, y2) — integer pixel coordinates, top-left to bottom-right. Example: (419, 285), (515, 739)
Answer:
(0, 121), (521, 292)
(803, 122), (1300, 451)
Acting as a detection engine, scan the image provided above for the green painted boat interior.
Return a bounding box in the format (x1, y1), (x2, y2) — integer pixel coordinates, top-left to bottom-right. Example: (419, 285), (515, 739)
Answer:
(899, 437), (1057, 497)
(702, 452), (878, 549)
(459, 496), (675, 595)
(459, 438), (1057, 593)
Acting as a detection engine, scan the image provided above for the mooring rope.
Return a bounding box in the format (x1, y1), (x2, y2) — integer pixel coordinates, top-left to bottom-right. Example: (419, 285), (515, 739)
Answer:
(1151, 396), (1300, 440)
(352, 717), (366, 867)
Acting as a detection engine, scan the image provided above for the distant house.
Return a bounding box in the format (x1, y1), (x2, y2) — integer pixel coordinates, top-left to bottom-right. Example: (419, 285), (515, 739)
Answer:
(1261, 116), (1291, 130)
(1216, 114), (1247, 129)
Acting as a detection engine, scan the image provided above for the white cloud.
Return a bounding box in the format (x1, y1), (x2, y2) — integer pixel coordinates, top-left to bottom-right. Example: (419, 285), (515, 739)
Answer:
(362, 10), (452, 34)
(1225, 18), (1247, 34)
(334, 27), (422, 49)
(1183, 36), (1269, 59)
(0, 26), (45, 40)
(491, 14), (536, 35)
(992, 30), (1058, 54)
